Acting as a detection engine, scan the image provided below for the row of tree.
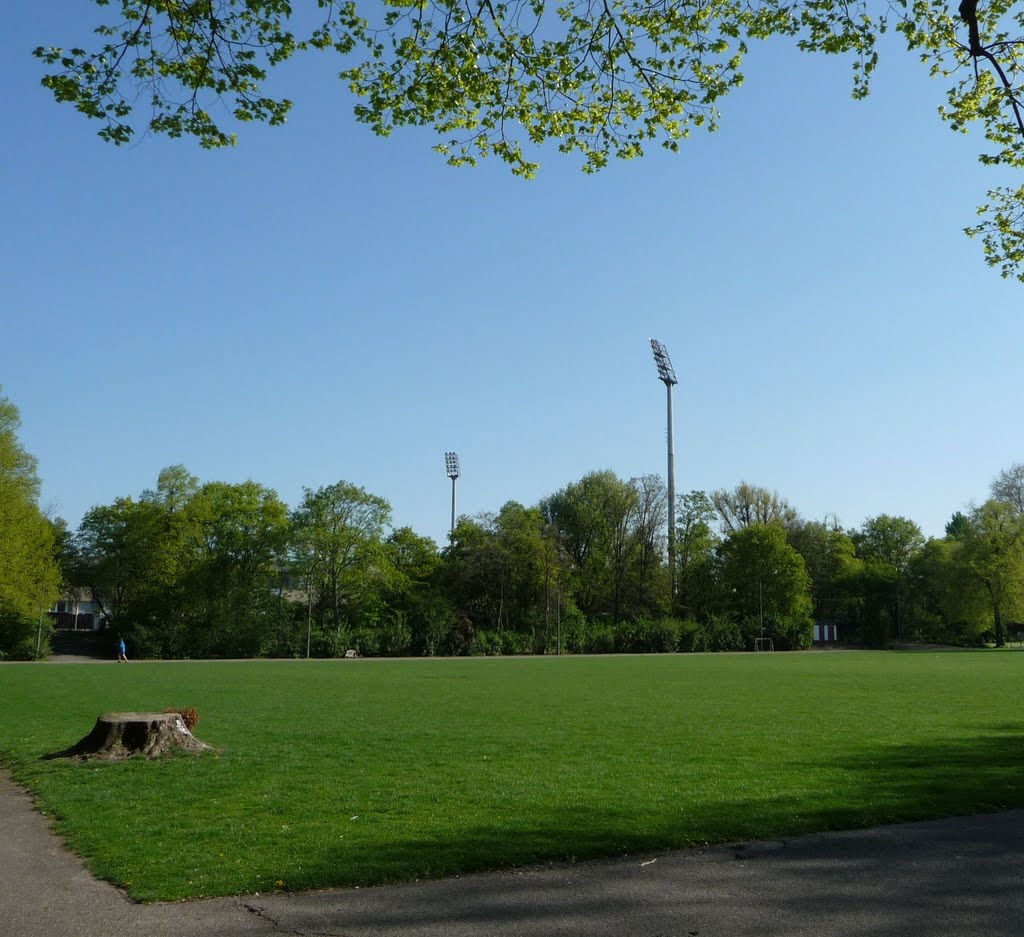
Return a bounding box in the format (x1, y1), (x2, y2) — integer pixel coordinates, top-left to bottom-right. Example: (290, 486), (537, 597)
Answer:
(2, 387), (1023, 659)
(56, 466), (1024, 659)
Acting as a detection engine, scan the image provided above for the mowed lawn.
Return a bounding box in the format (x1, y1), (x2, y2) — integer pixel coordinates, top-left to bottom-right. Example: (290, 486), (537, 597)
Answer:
(2, 651), (1023, 901)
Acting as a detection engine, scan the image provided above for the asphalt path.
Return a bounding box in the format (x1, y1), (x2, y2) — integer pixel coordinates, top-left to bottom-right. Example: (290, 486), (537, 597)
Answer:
(4, 770), (1024, 937)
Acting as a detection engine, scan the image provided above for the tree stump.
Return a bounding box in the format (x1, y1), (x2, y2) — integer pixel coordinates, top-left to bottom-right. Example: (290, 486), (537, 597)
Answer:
(63, 712), (211, 761)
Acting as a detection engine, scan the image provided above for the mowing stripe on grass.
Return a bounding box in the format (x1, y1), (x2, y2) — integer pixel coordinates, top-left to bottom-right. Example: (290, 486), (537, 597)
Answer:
(1, 651), (1022, 901)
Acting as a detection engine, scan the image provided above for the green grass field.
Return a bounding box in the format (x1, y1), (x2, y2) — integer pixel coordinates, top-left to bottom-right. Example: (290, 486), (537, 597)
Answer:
(2, 651), (1023, 901)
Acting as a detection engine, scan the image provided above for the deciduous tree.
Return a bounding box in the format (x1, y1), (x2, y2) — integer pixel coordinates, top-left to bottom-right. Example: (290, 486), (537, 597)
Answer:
(719, 522), (813, 648)
(852, 514), (925, 644)
(787, 518), (860, 627)
(674, 490), (718, 619)
(957, 499), (1024, 646)
(74, 497), (164, 629)
(291, 481), (392, 645)
(0, 391), (61, 658)
(33, 0), (1024, 278)
(180, 479), (292, 655)
(543, 470), (649, 622)
(991, 462), (1024, 516)
(711, 482), (800, 535)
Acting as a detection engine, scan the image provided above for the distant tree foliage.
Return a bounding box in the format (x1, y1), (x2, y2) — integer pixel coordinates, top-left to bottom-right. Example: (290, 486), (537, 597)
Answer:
(542, 470), (669, 623)
(710, 482), (800, 535)
(856, 514), (926, 577)
(957, 500), (1024, 646)
(720, 523), (814, 649)
(0, 390), (61, 659)
(292, 481), (392, 651)
(991, 463), (1024, 516)
(674, 490), (718, 619)
(945, 511), (970, 541)
(786, 519), (860, 627)
(8, 373), (1019, 664)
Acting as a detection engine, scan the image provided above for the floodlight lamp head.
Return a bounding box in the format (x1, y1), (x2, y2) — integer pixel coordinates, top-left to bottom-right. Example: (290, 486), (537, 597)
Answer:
(649, 338), (678, 386)
(445, 452), (461, 479)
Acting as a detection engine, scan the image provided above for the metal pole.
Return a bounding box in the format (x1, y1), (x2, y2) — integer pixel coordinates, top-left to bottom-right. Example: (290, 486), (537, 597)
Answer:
(896, 581), (902, 649)
(450, 476), (457, 536)
(759, 577), (764, 640)
(36, 610), (44, 658)
(649, 340), (678, 610)
(556, 571), (562, 656)
(666, 381), (676, 605)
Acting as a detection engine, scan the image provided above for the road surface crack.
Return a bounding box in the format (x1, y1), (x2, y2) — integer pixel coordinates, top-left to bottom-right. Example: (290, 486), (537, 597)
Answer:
(241, 901), (358, 936)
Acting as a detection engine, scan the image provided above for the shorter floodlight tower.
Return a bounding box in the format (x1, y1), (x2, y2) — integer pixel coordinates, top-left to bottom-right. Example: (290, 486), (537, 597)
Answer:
(650, 339), (678, 603)
(445, 452), (461, 537)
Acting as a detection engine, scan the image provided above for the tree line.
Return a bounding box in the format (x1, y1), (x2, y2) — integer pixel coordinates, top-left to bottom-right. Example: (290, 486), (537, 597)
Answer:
(2, 388), (1023, 659)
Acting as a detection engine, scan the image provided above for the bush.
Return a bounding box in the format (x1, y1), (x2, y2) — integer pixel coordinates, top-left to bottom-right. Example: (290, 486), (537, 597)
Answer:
(468, 630), (534, 656)
(347, 627), (380, 657)
(554, 607), (588, 654)
(674, 619), (702, 652)
(498, 630), (534, 655)
(584, 624), (616, 654)
(408, 599), (459, 657)
(347, 620), (413, 657)
(0, 610), (49, 660)
(693, 615), (744, 652)
(469, 631), (502, 656)
(614, 618), (684, 653)
(377, 618), (413, 656)
(771, 614), (814, 650)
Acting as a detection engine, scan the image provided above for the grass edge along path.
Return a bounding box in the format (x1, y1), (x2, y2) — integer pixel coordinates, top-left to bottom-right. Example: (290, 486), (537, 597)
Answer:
(1, 651), (1022, 902)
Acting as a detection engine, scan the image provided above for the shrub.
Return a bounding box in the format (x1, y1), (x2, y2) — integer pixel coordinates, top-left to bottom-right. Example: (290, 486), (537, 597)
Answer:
(675, 619), (702, 653)
(771, 614), (814, 650)
(555, 607), (588, 654)
(693, 614), (744, 652)
(497, 630), (534, 655)
(628, 618), (687, 653)
(376, 618), (413, 657)
(469, 631), (501, 656)
(468, 630), (535, 656)
(348, 627), (380, 657)
(584, 624), (616, 654)
(0, 610), (49, 660)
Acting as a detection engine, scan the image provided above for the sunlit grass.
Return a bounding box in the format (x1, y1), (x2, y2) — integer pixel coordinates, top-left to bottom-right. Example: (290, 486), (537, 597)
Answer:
(2, 651), (1023, 901)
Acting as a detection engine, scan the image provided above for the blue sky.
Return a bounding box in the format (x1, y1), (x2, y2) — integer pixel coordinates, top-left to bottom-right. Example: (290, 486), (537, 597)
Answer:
(3, 5), (1022, 545)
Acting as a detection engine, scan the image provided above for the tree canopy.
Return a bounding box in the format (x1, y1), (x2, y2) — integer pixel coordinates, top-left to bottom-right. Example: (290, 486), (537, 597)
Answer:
(31, 0), (1024, 279)
(0, 391), (62, 658)
(28, 453), (1024, 655)
(9, 369), (1024, 657)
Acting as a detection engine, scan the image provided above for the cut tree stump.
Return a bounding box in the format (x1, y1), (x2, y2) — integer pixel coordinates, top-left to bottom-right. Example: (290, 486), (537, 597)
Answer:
(63, 712), (212, 761)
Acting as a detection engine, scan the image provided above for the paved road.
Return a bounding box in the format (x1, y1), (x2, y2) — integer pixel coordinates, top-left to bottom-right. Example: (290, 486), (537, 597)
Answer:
(4, 769), (1023, 937)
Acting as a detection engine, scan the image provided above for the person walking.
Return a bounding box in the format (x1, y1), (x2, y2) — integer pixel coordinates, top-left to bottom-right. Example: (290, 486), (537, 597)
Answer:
(117, 637), (127, 662)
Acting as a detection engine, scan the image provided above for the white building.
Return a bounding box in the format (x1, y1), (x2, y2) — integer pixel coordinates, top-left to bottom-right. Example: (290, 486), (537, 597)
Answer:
(50, 589), (105, 631)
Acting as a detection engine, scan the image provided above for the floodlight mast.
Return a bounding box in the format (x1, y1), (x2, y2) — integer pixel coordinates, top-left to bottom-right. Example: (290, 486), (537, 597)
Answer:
(445, 452), (461, 536)
(650, 339), (678, 606)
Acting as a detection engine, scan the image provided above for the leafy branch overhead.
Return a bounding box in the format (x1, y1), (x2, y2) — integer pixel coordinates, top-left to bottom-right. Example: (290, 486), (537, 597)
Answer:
(32, 0), (1024, 278)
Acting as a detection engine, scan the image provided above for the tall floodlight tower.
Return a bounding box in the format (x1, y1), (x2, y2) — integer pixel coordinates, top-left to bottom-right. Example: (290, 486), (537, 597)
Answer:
(444, 452), (461, 536)
(650, 339), (678, 603)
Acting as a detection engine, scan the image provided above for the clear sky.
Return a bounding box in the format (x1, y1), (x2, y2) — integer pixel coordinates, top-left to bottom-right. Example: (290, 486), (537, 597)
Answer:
(3, 5), (1022, 546)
